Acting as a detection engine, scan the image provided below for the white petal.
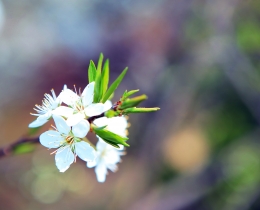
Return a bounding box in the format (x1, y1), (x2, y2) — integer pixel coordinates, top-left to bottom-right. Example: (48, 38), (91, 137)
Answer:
(52, 106), (74, 118)
(58, 89), (79, 106)
(38, 112), (52, 120)
(85, 103), (105, 117)
(93, 117), (109, 128)
(86, 158), (97, 168)
(55, 146), (74, 172)
(96, 139), (109, 151)
(95, 161), (107, 183)
(72, 120), (90, 138)
(104, 149), (121, 165)
(28, 118), (48, 128)
(82, 82), (95, 107)
(107, 163), (118, 172)
(106, 116), (128, 136)
(39, 130), (62, 148)
(53, 115), (70, 135)
(66, 113), (85, 126)
(75, 141), (96, 162)
(104, 100), (112, 112)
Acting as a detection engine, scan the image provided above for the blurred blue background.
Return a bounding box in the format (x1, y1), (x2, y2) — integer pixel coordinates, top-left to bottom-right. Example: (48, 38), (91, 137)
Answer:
(1, 0), (260, 209)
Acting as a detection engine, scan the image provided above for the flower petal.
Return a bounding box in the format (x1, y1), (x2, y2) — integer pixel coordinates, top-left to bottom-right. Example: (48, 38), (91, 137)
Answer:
(106, 116), (128, 136)
(104, 100), (112, 112)
(52, 106), (74, 118)
(93, 117), (109, 128)
(96, 138), (108, 151)
(104, 149), (122, 165)
(55, 146), (74, 172)
(66, 113), (85, 126)
(38, 112), (52, 120)
(95, 161), (107, 183)
(85, 103), (105, 117)
(28, 118), (48, 128)
(53, 115), (70, 135)
(39, 130), (62, 148)
(72, 120), (90, 138)
(82, 82), (95, 107)
(86, 158), (97, 168)
(58, 89), (79, 106)
(75, 141), (96, 162)
(107, 163), (118, 172)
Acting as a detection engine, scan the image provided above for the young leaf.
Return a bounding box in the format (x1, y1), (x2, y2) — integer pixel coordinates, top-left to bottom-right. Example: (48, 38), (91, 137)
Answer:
(105, 110), (118, 118)
(28, 127), (41, 136)
(123, 107), (160, 114)
(13, 143), (35, 154)
(93, 126), (129, 147)
(101, 67), (128, 103)
(97, 53), (104, 74)
(94, 67), (102, 103)
(88, 61), (97, 83)
(108, 92), (114, 100)
(122, 89), (139, 100)
(120, 94), (148, 109)
(100, 59), (109, 98)
(94, 125), (107, 131)
(101, 139), (120, 148)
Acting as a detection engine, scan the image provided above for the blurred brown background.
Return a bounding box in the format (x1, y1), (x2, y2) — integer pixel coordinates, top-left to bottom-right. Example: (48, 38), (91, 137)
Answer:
(1, 0), (260, 209)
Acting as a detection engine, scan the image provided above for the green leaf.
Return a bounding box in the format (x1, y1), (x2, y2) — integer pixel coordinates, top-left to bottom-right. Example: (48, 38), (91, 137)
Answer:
(94, 67), (102, 103)
(28, 127), (41, 136)
(100, 59), (109, 98)
(120, 94), (148, 109)
(97, 53), (104, 74)
(94, 125), (107, 130)
(101, 139), (120, 148)
(88, 61), (97, 83)
(108, 92), (114, 100)
(13, 143), (35, 154)
(101, 67), (128, 103)
(122, 89), (139, 100)
(105, 110), (117, 118)
(92, 126), (129, 147)
(123, 107), (160, 114)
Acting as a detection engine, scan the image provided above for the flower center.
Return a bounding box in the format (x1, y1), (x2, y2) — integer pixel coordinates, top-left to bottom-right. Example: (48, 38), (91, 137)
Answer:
(65, 136), (74, 144)
(74, 100), (85, 112)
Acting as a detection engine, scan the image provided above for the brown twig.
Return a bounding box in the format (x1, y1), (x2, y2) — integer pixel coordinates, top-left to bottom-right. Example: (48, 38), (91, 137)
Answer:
(0, 137), (39, 158)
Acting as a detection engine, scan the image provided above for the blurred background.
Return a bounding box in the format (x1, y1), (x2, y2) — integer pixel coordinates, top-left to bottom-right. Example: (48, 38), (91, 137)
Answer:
(0, 0), (260, 209)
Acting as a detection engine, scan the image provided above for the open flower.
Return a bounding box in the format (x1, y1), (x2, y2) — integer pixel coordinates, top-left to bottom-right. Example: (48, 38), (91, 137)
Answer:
(58, 82), (111, 126)
(29, 86), (72, 128)
(40, 115), (96, 172)
(29, 89), (60, 128)
(93, 115), (128, 136)
(87, 115), (128, 182)
(87, 139), (124, 182)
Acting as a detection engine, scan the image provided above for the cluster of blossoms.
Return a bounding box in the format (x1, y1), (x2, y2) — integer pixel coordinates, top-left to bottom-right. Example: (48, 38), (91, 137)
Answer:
(28, 54), (159, 182)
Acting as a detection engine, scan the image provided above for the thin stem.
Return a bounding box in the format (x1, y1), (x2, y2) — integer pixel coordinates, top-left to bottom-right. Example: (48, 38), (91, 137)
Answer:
(0, 137), (39, 158)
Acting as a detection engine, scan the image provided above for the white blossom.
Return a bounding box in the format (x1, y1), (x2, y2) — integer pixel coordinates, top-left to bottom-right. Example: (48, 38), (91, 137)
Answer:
(87, 139), (124, 182)
(40, 115), (96, 172)
(29, 87), (72, 128)
(58, 82), (111, 126)
(87, 115), (128, 182)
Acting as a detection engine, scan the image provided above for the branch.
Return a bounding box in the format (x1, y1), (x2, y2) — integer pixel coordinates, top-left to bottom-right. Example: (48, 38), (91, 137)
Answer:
(0, 137), (39, 158)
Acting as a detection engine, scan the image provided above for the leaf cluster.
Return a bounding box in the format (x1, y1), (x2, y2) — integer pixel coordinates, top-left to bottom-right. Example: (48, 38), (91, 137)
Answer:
(88, 53), (160, 148)
(88, 53), (128, 104)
